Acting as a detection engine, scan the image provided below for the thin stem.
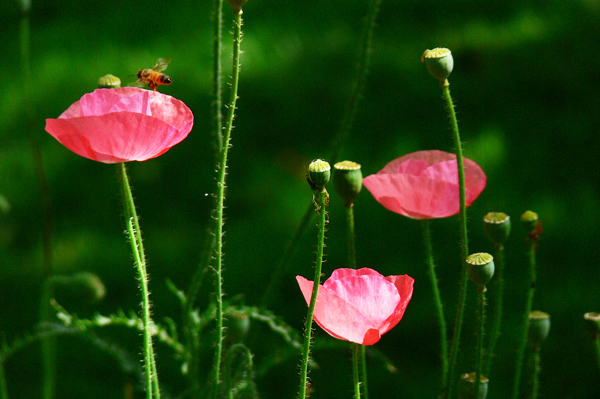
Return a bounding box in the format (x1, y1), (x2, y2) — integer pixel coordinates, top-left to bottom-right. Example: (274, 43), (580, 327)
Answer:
(474, 288), (486, 397)
(212, 0), (224, 153)
(261, 0), (381, 307)
(360, 345), (369, 399)
(352, 343), (362, 399)
(530, 347), (541, 399)
(420, 220), (448, 386)
(485, 244), (505, 377)
(212, 8), (244, 396)
(299, 189), (328, 399)
(511, 241), (537, 399)
(593, 337), (600, 376)
(441, 84), (470, 399)
(119, 162), (156, 399)
(40, 280), (56, 399)
(345, 205), (356, 269)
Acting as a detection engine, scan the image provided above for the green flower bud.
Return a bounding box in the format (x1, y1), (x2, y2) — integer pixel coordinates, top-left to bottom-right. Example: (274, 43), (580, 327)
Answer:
(483, 212), (511, 245)
(520, 210), (539, 234)
(421, 48), (454, 85)
(307, 159), (331, 191)
(584, 312), (600, 339)
(458, 372), (489, 399)
(66, 272), (106, 305)
(333, 161), (362, 206)
(528, 310), (550, 347)
(226, 0), (248, 9)
(466, 253), (494, 290)
(97, 74), (121, 89)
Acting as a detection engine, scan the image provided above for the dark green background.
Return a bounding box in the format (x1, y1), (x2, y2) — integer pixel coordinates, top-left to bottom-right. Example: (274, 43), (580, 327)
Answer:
(2, 0), (600, 397)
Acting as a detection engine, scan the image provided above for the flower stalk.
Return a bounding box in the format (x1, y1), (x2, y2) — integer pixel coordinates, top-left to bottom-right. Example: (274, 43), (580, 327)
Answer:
(298, 188), (329, 399)
(484, 243), (505, 376)
(352, 343), (362, 399)
(212, 7), (244, 396)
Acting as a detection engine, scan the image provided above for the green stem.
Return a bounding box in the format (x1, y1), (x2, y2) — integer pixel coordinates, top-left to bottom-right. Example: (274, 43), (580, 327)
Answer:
(594, 337), (600, 376)
(119, 162), (156, 399)
(212, 8), (244, 396)
(474, 288), (486, 397)
(299, 189), (328, 399)
(0, 361), (8, 399)
(345, 205), (356, 269)
(420, 220), (448, 386)
(212, 0), (224, 153)
(485, 244), (505, 377)
(360, 345), (369, 399)
(41, 280), (56, 399)
(531, 347), (541, 399)
(261, 0), (381, 307)
(441, 83), (470, 399)
(352, 343), (362, 399)
(512, 242), (537, 399)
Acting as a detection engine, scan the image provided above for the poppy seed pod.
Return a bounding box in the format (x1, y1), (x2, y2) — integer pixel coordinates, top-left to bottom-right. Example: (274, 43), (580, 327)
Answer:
(458, 372), (489, 399)
(528, 310), (551, 346)
(97, 74), (121, 89)
(466, 253), (495, 289)
(333, 161), (362, 206)
(226, 0), (248, 9)
(584, 312), (600, 339)
(307, 159), (331, 191)
(483, 212), (511, 245)
(422, 48), (454, 84)
(520, 210), (539, 234)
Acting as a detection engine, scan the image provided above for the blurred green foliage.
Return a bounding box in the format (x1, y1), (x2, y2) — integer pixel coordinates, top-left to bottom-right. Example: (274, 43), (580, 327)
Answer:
(2, 0), (600, 398)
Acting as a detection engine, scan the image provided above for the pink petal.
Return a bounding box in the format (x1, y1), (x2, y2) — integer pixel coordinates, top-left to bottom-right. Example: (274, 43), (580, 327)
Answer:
(378, 275), (414, 334)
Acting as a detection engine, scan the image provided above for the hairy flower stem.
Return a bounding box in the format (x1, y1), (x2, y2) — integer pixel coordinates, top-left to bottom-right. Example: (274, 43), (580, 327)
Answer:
(299, 189), (328, 399)
(212, 8), (244, 396)
(530, 347), (541, 399)
(485, 244), (505, 377)
(441, 84), (470, 399)
(260, 0), (381, 308)
(352, 343), (362, 399)
(421, 220), (448, 385)
(475, 288), (487, 397)
(212, 0), (224, 153)
(512, 241), (537, 399)
(118, 162), (159, 399)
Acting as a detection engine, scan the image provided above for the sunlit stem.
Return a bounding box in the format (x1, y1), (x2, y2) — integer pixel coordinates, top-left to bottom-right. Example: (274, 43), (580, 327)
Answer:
(260, 0), (381, 308)
(512, 241), (537, 399)
(352, 343), (362, 399)
(118, 162), (158, 399)
(485, 244), (505, 377)
(212, 7), (244, 397)
(421, 220), (448, 385)
(299, 189), (328, 399)
(475, 288), (487, 397)
(530, 346), (541, 399)
(441, 83), (470, 399)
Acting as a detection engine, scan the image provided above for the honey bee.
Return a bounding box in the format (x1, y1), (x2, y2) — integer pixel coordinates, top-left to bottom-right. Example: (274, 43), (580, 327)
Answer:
(132, 58), (172, 90)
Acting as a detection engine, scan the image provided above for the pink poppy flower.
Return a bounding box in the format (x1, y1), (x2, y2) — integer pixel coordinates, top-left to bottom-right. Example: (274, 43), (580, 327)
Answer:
(296, 268), (414, 345)
(362, 150), (486, 219)
(45, 87), (193, 163)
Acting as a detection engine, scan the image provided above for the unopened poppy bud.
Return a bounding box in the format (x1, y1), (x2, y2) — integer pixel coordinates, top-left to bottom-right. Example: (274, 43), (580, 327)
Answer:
(226, 312), (250, 343)
(422, 48), (453, 84)
(307, 159), (331, 191)
(584, 312), (600, 339)
(97, 74), (121, 89)
(520, 210), (539, 233)
(483, 212), (511, 245)
(528, 310), (550, 346)
(333, 161), (362, 206)
(458, 372), (489, 399)
(466, 253), (494, 290)
(226, 0), (248, 9)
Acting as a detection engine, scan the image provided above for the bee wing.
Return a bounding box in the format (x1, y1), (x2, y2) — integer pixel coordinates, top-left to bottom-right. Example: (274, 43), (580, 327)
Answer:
(128, 79), (145, 88)
(152, 58), (172, 72)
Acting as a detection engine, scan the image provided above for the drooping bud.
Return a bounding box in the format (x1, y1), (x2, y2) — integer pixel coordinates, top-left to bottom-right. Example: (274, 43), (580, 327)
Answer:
(458, 372), (489, 399)
(421, 48), (454, 85)
(333, 161), (362, 206)
(584, 312), (600, 339)
(466, 253), (495, 290)
(520, 210), (539, 234)
(483, 212), (511, 245)
(97, 74), (122, 89)
(226, 311), (251, 343)
(67, 272), (107, 305)
(528, 310), (551, 347)
(307, 159), (331, 192)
